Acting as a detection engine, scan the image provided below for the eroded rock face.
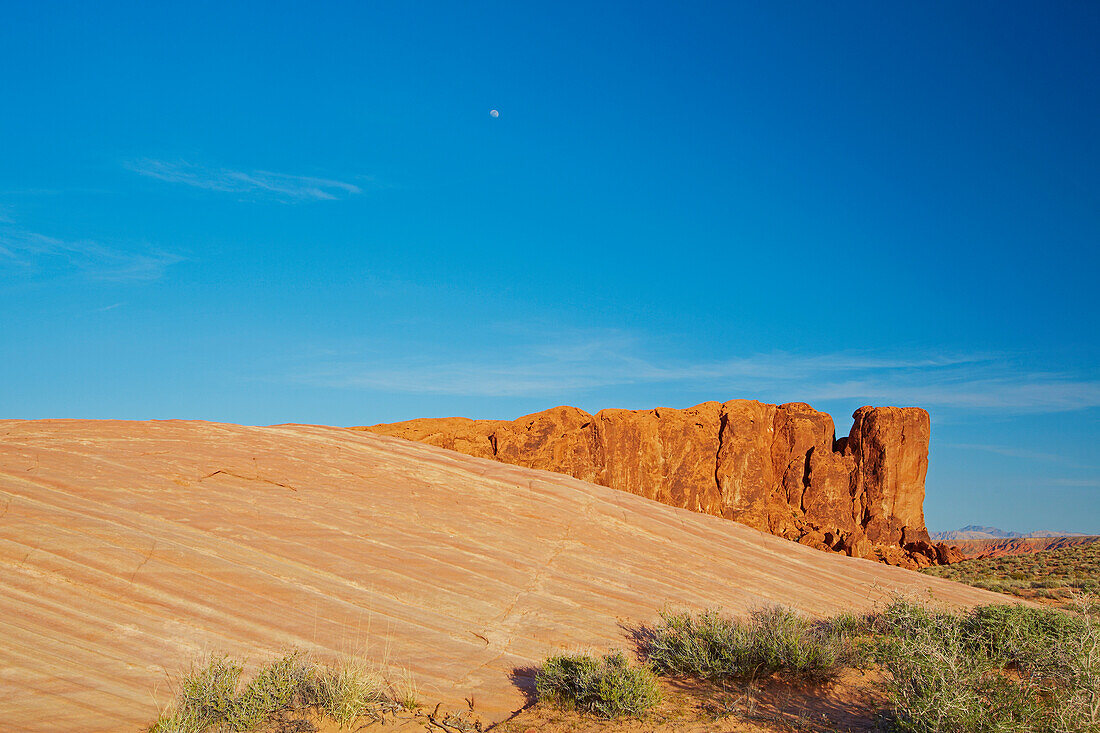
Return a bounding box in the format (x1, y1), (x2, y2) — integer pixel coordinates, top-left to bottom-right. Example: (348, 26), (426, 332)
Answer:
(360, 400), (954, 567)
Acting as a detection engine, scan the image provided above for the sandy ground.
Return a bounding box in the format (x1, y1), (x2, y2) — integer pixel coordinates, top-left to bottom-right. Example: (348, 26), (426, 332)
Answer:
(493, 670), (887, 733)
(0, 419), (1006, 732)
(252, 669), (887, 733)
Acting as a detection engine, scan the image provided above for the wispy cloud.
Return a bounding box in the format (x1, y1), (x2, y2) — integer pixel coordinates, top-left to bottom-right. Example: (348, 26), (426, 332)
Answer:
(940, 444), (1096, 471)
(942, 444), (1074, 463)
(294, 330), (1100, 414)
(1048, 478), (1100, 487)
(128, 159), (363, 202)
(0, 225), (182, 281)
(809, 378), (1100, 412)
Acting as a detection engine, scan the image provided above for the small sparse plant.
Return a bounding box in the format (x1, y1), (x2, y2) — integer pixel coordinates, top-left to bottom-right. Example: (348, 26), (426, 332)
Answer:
(535, 651), (661, 718)
(391, 668), (421, 712)
(148, 706), (205, 733)
(152, 655), (244, 733)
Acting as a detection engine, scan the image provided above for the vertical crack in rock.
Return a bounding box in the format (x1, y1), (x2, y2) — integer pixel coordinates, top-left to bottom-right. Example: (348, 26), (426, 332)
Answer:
(800, 446), (813, 515)
(713, 408), (728, 502)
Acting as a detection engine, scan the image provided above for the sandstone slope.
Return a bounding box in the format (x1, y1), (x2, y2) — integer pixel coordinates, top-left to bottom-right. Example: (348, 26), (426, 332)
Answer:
(0, 419), (1004, 732)
(361, 401), (959, 568)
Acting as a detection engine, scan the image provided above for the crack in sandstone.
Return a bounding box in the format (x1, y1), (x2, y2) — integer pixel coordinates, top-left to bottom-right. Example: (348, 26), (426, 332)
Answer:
(713, 409), (728, 507)
(199, 469), (297, 492)
(128, 540), (156, 584)
(454, 496), (596, 691)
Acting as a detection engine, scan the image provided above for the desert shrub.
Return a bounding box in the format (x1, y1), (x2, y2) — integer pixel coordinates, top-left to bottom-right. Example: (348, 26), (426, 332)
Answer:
(871, 603), (1049, 732)
(869, 597), (955, 641)
(818, 609), (872, 637)
(153, 653), (314, 733)
(645, 609), (750, 680)
(535, 651), (661, 718)
(1049, 597), (1100, 732)
(646, 606), (843, 681)
(224, 651), (314, 731)
(642, 599), (1098, 732)
(749, 606), (844, 675)
(961, 603), (1085, 677)
(870, 596), (1100, 733)
(171, 655), (243, 729)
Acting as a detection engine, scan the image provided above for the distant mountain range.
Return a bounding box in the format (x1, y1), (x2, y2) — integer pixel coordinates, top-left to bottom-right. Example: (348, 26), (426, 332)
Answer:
(932, 525), (1090, 540)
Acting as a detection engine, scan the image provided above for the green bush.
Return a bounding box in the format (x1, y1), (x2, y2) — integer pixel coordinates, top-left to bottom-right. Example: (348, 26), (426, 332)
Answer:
(535, 651), (661, 718)
(961, 603), (1085, 677)
(646, 606), (843, 681)
(869, 597), (956, 642)
(171, 656), (243, 730)
(870, 602), (1049, 732)
(869, 598), (1100, 733)
(224, 651), (314, 731)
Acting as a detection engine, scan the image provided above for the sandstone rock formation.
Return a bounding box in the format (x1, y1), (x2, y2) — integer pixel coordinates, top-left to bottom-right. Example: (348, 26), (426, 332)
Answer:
(361, 400), (961, 568)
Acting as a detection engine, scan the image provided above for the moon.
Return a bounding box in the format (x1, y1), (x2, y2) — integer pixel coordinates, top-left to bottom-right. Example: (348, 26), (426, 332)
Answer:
(489, 109), (500, 118)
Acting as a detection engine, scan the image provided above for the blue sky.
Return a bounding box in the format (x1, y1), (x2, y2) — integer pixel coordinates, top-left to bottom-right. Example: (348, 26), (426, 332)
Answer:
(2, 1), (1097, 533)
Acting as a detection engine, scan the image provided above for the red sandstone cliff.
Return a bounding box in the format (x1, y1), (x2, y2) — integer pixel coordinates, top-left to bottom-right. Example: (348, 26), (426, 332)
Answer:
(358, 400), (960, 568)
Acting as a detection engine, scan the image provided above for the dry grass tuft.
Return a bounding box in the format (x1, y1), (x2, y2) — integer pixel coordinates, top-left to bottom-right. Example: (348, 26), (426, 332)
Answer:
(390, 667), (421, 712)
(312, 658), (388, 728)
(148, 651), (408, 732)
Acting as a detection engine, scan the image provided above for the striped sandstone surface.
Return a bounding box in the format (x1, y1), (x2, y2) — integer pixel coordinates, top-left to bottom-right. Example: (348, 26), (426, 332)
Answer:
(1, 419), (1005, 732)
